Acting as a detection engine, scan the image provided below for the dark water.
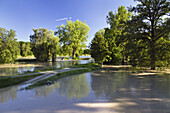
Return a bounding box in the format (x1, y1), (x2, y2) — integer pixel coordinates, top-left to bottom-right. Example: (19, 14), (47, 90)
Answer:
(0, 69), (169, 113)
(0, 59), (92, 76)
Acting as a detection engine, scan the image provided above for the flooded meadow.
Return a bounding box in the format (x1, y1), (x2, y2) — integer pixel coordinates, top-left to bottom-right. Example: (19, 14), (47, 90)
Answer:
(0, 68), (169, 113)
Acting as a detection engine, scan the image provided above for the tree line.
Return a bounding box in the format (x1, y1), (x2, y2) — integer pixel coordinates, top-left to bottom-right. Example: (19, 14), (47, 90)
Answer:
(0, 20), (90, 63)
(90, 0), (170, 70)
(0, 0), (169, 70)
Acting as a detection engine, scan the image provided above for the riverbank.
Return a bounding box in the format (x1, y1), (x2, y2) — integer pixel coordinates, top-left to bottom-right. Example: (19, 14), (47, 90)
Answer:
(1, 63), (169, 89)
(0, 63), (100, 89)
(102, 65), (170, 75)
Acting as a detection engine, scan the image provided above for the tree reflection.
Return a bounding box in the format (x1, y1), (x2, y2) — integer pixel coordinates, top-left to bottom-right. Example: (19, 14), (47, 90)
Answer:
(91, 69), (170, 101)
(34, 73), (90, 99)
(58, 74), (90, 99)
(35, 82), (60, 97)
(91, 69), (128, 100)
(0, 86), (17, 103)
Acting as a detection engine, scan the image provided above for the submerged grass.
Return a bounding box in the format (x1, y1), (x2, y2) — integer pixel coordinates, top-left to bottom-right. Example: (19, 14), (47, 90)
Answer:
(0, 74), (42, 88)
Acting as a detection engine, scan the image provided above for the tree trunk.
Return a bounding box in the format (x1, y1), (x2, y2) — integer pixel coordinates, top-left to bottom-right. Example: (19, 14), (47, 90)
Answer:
(72, 48), (76, 59)
(52, 53), (56, 62)
(100, 61), (103, 67)
(150, 43), (156, 70)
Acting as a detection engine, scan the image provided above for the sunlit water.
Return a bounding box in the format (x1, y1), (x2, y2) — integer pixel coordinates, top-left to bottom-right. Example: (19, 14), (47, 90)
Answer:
(0, 57), (93, 76)
(0, 69), (169, 113)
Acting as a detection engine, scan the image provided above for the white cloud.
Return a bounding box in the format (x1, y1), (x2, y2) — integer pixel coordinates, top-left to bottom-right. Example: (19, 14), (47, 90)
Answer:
(56, 17), (72, 22)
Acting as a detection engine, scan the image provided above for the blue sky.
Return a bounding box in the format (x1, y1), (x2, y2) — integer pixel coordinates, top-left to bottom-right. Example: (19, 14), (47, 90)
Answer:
(0, 0), (136, 46)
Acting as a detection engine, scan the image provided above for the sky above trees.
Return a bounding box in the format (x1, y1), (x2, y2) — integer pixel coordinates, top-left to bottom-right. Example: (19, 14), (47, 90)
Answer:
(0, 0), (136, 45)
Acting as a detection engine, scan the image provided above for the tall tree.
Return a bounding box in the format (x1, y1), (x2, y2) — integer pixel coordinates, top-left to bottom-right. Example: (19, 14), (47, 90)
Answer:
(128, 0), (170, 69)
(30, 28), (50, 61)
(106, 6), (131, 64)
(90, 29), (110, 66)
(48, 30), (60, 62)
(0, 28), (20, 63)
(30, 28), (60, 62)
(55, 20), (90, 59)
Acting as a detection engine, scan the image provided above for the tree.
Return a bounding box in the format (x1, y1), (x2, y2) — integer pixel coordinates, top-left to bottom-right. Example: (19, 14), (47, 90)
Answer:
(83, 49), (91, 55)
(90, 29), (110, 66)
(0, 28), (20, 63)
(48, 30), (60, 62)
(30, 28), (60, 62)
(106, 6), (131, 64)
(55, 20), (90, 59)
(30, 28), (50, 61)
(128, 0), (170, 69)
(19, 41), (33, 57)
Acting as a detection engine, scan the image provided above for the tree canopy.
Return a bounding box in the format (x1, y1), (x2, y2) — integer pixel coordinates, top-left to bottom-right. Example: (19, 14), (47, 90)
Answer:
(90, 29), (110, 66)
(55, 20), (90, 59)
(19, 41), (33, 57)
(126, 0), (170, 69)
(105, 6), (131, 64)
(30, 28), (60, 62)
(0, 28), (20, 63)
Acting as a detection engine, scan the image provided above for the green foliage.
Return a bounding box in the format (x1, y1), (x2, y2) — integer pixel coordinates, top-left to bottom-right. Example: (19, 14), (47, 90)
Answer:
(71, 63), (100, 69)
(0, 74), (42, 88)
(125, 0), (170, 69)
(55, 20), (90, 58)
(105, 6), (131, 64)
(104, 28), (123, 64)
(83, 49), (91, 55)
(19, 41), (33, 57)
(90, 29), (110, 65)
(0, 28), (20, 63)
(30, 28), (60, 62)
(30, 28), (50, 61)
(48, 30), (60, 62)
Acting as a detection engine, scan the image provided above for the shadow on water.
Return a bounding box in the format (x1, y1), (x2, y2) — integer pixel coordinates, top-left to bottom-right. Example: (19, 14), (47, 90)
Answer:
(90, 68), (170, 112)
(0, 67), (170, 113)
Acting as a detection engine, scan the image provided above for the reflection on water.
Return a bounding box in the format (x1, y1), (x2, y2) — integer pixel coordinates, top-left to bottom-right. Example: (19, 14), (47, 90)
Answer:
(0, 69), (170, 113)
(57, 74), (90, 99)
(0, 86), (18, 103)
(34, 74), (90, 99)
(0, 59), (92, 76)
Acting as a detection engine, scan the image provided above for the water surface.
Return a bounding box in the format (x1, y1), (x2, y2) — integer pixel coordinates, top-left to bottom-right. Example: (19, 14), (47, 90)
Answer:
(0, 69), (169, 113)
(0, 59), (92, 76)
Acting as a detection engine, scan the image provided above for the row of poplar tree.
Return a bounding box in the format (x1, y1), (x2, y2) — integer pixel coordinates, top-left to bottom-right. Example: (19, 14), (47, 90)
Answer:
(0, 20), (90, 63)
(90, 0), (170, 70)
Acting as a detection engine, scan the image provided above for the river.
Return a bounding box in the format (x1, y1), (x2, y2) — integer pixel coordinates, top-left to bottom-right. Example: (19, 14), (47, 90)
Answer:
(0, 56), (92, 76)
(0, 68), (169, 113)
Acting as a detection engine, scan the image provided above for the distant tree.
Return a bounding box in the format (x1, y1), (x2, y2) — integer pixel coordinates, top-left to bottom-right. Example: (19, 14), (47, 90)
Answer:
(127, 0), (170, 69)
(90, 29), (110, 66)
(0, 28), (20, 63)
(55, 20), (90, 59)
(48, 30), (60, 62)
(83, 49), (91, 55)
(19, 41), (33, 57)
(30, 28), (60, 62)
(30, 28), (50, 61)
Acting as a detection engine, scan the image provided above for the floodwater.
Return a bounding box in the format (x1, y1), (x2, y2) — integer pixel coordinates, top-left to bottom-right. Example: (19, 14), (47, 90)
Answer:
(0, 58), (93, 76)
(0, 68), (169, 113)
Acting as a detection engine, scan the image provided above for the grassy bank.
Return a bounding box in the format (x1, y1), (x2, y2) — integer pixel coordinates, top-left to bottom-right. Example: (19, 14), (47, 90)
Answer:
(0, 63), (100, 89)
(13, 63), (98, 75)
(26, 63), (100, 89)
(0, 74), (42, 88)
